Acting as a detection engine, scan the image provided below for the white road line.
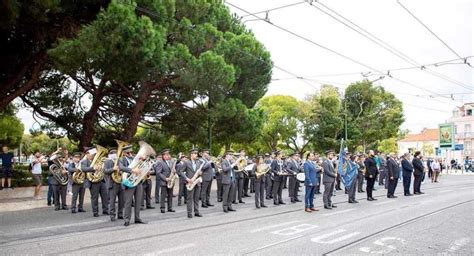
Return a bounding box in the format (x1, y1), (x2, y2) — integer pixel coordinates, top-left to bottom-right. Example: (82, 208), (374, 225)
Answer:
(29, 219), (107, 232)
(374, 200), (396, 206)
(143, 243), (196, 255)
(270, 224), (318, 236)
(311, 229), (361, 244)
(446, 237), (470, 253)
(248, 235), (304, 252)
(250, 220), (302, 233)
(322, 208), (355, 217)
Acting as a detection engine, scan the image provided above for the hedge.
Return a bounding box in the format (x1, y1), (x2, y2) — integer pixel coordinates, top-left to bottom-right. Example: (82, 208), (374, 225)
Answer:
(3, 164), (50, 187)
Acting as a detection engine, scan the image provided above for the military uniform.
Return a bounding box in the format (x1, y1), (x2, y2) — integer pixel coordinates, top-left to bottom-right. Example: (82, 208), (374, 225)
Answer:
(120, 154), (146, 226)
(81, 158), (108, 217)
(199, 157), (214, 207)
(155, 158), (176, 213)
(178, 154), (203, 218)
(271, 158), (285, 205)
(67, 160), (86, 213)
(103, 158), (124, 221)
(220, 156), (237, 212)
(322, 158), (337, 209)
(50, 158), (68, 211)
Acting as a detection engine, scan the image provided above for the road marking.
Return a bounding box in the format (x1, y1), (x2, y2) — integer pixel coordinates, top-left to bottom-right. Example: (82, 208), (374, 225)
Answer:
(446, 237), (470, 253)
(271, 224), (318, 236)
(250, 220), (302, 233)
(359, 237), (405, 254)
(143, 243), (195, 255)
(29, 219), (107, 232)
(322, 208), (355, 216)
(374, 200), (396, 206)
(311, 229), (360, 244)
(247, 235), (304, 253)
(438, 189), (453, 193)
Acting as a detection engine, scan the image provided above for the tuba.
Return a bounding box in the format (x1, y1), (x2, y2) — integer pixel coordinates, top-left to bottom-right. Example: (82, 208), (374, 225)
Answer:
(86, 145), (108, 183)
(111, 139), (129, 184)
(256, 163), (271, 179)
(234, 156), (248, 173)
(121, 141), (156, 188)
(167, 159), (178, 189)
(186, 159), (204, 191)
(49, 154), (70, 186)
(72, 154), (86, 184)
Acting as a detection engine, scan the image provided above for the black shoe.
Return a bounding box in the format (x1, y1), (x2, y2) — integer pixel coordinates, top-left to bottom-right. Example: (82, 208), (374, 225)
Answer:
(349, 200), (356, 203)
(223, 209), (229, 213)
(256, 205), (261, 209)
(118, 216), (124, 219)
(291, 200), (296, 204)
(316, 192), (321, 194)
(201, 204), (208, 208)
(207, 204), (214, 207)
(324, 206), (332, 210)
(135, 219), (147, 224)
(111, 216), (116, 222)
(161, 209), (165, 213)
(239, 200), (245, 204)
(331, 204), (338, 208)
(353, 200), (359, 203)
(187, 215), (192, 218)
(367, 198), (374, 201)
(274, 202), (279, 206)
(261, 204), (268, 208)
(418, 192), (424, 194)
(279, 202), (286, 205)
(102, 211), (109, 215)
(168, 209), (176, 212)
(78, 209), (86, 213)
(93, 213), (99, 217)
(218, 199), (222, 202)
(373, 188), (377, 191)
(178, 202), (182, 206)
(71, 209), (77, 214)
(295, 198), (302, 202)
(405, 193), (413, 196)
(62, 207), (69, 210)
(228, 208), (236, 212)
(55, 208), (60, 211)
(47, 202), (52, 206)
(392, 196), (398, 198)
(124, 221), (130, 226)
(194, 213), (203, 217)
(232, 201), (237, 204)
(140, 207), (145, 211)
(371, 197), (378, 201)
(244, 194), (251, 197)
(184, 201), (187, 204)
(147, 206), (155, 209)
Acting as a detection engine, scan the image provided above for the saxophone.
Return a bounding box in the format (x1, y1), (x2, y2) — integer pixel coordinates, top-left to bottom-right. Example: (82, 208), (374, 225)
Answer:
(86, 145), (108, 183)
(167, 159), (178, 189)
(72, 157), (85, 185)
(186, 159), (204, 191)
(111, 140), (129, 184)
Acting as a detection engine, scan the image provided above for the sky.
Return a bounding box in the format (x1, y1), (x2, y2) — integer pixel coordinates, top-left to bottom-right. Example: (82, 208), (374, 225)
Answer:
(17, 0), (473, 134)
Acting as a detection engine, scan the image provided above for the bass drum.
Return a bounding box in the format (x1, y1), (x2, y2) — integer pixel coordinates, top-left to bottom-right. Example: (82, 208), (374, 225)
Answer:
(296, 172), (305, 182)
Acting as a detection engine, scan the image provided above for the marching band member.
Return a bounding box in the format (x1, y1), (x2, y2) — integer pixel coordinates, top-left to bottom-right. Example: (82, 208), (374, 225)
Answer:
(286, 152), (301, 203)
(303, 152), (319, 212)
(177, 153), (188, 206)
(253, 155), (267, 209)
(221, 150), (237, 213)
(155, 149), (176, 213)
(178, 149), (203, 218)
(120, 145), (147, 226)
(200, 149), (214, 208)
(51, 153), (68, 211)
(103, 149), (124, 221)
(322, 150), (338, 210)
(271, 151), (285, 205)
(264, 153), (273, 200)
(83, 148), (109, 217)
(234, 149), (246, 204)
(141, 158), (155, 210)
(67, 152), (86, 214)
(216, 155), (224, 203)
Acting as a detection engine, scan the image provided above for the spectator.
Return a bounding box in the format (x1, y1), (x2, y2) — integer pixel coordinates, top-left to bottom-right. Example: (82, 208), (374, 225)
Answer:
(431, 158), (441, 183)
(31, 151), (46, 199)
(1, 145), (16, 190)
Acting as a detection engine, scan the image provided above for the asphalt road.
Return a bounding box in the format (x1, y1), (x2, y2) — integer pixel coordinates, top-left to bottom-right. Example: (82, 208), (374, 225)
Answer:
(0, 175), (473, 256)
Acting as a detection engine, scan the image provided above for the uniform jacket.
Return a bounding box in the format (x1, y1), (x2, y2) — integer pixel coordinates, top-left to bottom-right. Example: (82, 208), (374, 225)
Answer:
(155, 159), (173, 187)
(271, 159), (284, 182)
(322, 159), (336, 184)
(286, 159), (299, 175)
(200, 158), (213, 182)
(387, 158), (400, 179)
(412, 158), (424, 176)
(178, 159), (203, 180)
(364, 157), (378, 178)
(102, 158), (114, 189)
(220, 158), (235, 185)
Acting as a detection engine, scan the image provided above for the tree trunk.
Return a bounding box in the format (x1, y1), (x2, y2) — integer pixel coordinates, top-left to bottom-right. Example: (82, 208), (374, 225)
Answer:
(121, 86), (153, 142)
(78, 88), (104, 151)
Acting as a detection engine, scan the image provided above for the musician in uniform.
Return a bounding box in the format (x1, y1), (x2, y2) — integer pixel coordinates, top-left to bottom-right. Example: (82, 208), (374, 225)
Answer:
(81, 148), (109, 217)
(155, 149), (176, 213)
(141, 158), (155, 210)
(215, 155), (223, 203)
(221, 150), (237, 212)
(177, 154), (188, 206)
(249, 156), (256, 194)
(51, 153), (68, 211)
(103, 149), (125, 221)
(200, 149), (214, 208)
(264, 153), (273, 200)
(234, 149), (246, 204)
(67, 152), (86, 213)
(271, 151), (286, 205)
(120, 145), (147, 226)
(252, 155), (267, 209)
(286, 152), (301, 203)
(322, 150), (338, 209)
(178, 149), (203, 218)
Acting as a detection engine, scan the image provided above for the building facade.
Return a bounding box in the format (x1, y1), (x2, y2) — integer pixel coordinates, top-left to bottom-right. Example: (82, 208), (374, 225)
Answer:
(448, 103), (474, 160)
(398, 128), (439, 157)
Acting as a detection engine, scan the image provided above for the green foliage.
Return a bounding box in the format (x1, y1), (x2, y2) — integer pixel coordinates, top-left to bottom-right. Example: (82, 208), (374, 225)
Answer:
(377, 138), (398, 154)
(22, 132), (75, 155)
(0, 104), (24, 148)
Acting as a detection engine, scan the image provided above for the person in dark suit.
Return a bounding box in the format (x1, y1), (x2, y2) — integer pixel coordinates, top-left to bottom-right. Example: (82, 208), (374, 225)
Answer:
(103, 149), (124, 221)
(386, 152), (399, 198)
(220, 151), (237, 212)
(364, 150), (378, 201)
(304, 152), (319, 212)
(412, 151), (425, 194)
(81, 148), (108, 217)
(234, 149), (247, 204)
(286, 152), (301, 203)
(252, 155), (267, 209)
(50, 153), (68, 211)
(68, 152), (86, 214)
(401, 153), (413, 196)
(178, 149), (203, 218)
(322, 150), (337, 209)
(199, 149), (214, 208)
(357, 155), (366, 193)
(155, 149), (176, 213)
(264, 153), (273, 199)
(176, 153), (187, 206)
(271, 151), (286, 205)
(120, 145), (147, 226)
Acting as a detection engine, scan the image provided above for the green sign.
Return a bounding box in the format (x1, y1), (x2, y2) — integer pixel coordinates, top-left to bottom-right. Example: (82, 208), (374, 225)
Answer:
(439, 123), (454, 148)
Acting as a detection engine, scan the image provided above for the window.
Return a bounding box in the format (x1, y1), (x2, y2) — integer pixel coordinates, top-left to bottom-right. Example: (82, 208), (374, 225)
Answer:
(467, 109), (472, 116)
(465, 141), (472, 151)
(465, 124), (471, 137)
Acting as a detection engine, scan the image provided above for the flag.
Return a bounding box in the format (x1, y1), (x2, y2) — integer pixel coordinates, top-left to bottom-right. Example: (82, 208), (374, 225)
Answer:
(337, 142), (357, 188)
